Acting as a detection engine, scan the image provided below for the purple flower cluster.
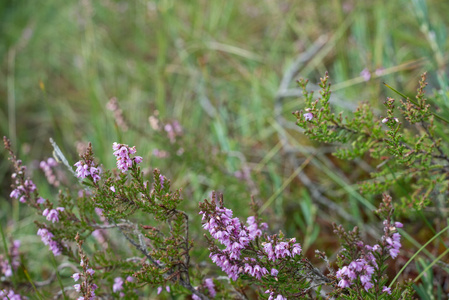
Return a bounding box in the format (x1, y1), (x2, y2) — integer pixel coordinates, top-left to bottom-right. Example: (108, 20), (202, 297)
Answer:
(200, 201), (301, 294)
(204, 278), (216, 297)
(42, 207), (65, 223)
(262, 238), (302, 262)
(111, 276), (134, 297)
(336, 258), (376, 290)
(37, 228), (61, 256)
(74, 160), (101, 183)
(360, 68), (371, 81)
(39, 157), (59, 187)
(112, 142), (143, 173)
(0, 240), (20, 278)
(113, 277), (123, 293)
(200, 206), (267, 281)
(336, 220), (403, 292)
(0, 289), (22, 300)
(10, 178), (36, 203)
(384, 221), (403, 259)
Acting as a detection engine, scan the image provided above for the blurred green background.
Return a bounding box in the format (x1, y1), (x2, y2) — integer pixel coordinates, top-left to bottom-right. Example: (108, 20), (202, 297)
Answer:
(1, 0), (449, 296)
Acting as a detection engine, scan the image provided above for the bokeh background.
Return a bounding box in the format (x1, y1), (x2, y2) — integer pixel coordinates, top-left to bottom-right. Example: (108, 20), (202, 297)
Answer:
(1, 0), (449, 297)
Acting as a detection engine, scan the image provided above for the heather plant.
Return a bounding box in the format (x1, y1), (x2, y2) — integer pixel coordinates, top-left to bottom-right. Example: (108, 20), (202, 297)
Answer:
(2, 133), (416, 299)
(2, 74), (448, 300)
(293, 72), (449, 211)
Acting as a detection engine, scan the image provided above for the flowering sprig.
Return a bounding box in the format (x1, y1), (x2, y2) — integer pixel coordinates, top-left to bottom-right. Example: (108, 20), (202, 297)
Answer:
(331, 194), (412, 298)
(112, 142), (143, 173)
(0, 240), (21, 278)
(4, 135), (417, 299)
(293, 73), (449, 210)
(74, 143), (101, 183)
(4, 137), (39, 206)
(3, 137), (208, 299)
(199, 192), (328, 299)
(37, 228), (62, 256)
(73, 234), (98, 300)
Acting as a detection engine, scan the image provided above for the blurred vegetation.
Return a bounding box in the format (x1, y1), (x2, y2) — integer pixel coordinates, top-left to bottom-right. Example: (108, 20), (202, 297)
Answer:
(1, 0), (449, 297)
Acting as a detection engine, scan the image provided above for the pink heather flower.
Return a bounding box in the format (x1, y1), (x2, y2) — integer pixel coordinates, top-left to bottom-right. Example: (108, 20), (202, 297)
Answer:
(389, 247), (400, 258)
(263, 242), (275, 261)
(24, 179), (36, 192)
(159, 175), (165, 187)
(110, 186), (116, 192)
(112, 142), (120, 151)
(375, 67), (385, 76)
(360, 68), (371, 81)
(303, 112), (313, 121)
(157, 286), (163, 295)
(381, 118), (389, 124)
(382, 286), (392, 294)
(246, 216), (266, 238)
(291, 243), (302, 256)
(112, 143), (142, 173)
(74, 160), (101, 183)
(204, 278), (215, 297)
(337, 258), (376, 291)
(386, 232), (401, 258)
(1, 260), (12, 278)
(274, 242), (291, 258)
(192, 294), (201, 300)
(74, 284), (81, 292)
(128, 146), (137, 155)
(42, 207), (64, 223)
(271, 268), (279, 277)
(395, 222), (403, 228)
(338, 278), (351, 288)
(126, 276), (134, 282)
(363, 281), (374, 291)
(86, 268), (95, 276)
(72, 273), (80, 282)
(47, 158), (58, 167)
(37, 197), (45, 204)
(113, 277), (124, 292)
(37, 228), (61, 256)
(10, 189), (20, 199)
(74, 161), (90, 178)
